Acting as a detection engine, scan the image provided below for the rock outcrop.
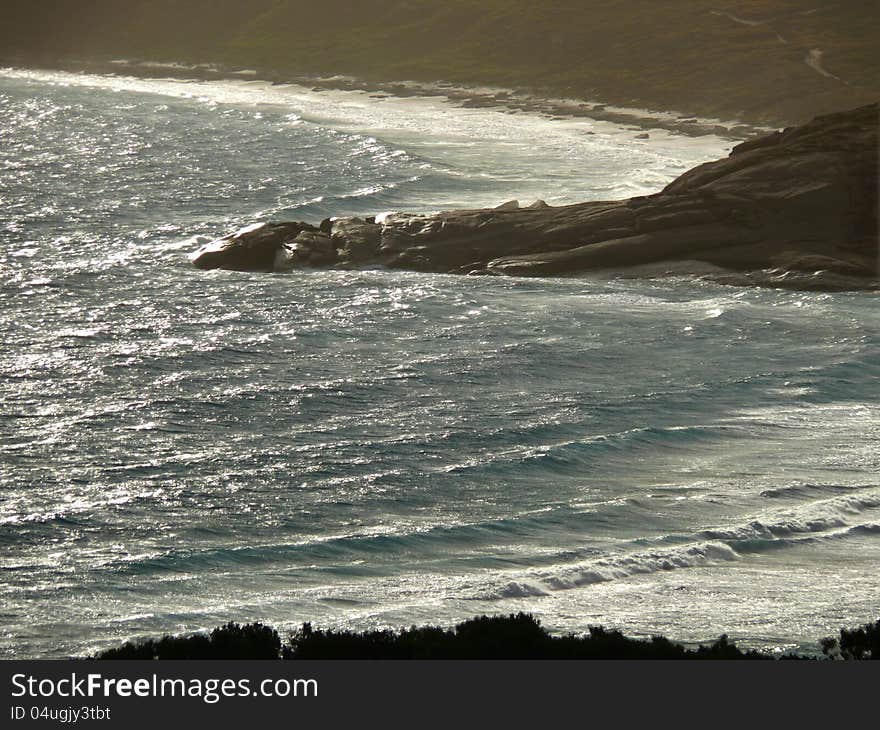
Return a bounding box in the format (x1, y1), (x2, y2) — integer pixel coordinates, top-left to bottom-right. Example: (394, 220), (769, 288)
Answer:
(192, 103), (878, 291)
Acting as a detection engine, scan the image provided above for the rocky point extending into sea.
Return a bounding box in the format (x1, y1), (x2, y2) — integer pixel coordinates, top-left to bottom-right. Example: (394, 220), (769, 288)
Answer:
(192, 103), (878, 292)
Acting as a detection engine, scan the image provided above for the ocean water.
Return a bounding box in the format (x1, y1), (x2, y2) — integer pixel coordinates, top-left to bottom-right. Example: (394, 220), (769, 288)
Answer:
(1, 67), (878, 659)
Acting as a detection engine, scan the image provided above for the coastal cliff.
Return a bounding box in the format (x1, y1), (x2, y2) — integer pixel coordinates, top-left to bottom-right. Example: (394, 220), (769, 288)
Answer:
(193, 102), (879, 292)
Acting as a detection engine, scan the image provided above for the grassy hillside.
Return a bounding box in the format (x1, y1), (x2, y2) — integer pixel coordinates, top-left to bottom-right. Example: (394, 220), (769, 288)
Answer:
(2, 0), (878, 124)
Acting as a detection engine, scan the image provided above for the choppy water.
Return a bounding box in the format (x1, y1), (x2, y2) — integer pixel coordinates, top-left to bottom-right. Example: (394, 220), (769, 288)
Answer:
(1, 68), (878, 659)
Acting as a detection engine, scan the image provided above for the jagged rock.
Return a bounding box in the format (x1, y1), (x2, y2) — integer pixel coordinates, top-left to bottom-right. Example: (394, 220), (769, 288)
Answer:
(291, 231), (337, 267)
(191, 222), (315, 271)
(191, 104), (878, 290)
(331, 217), (383, 263)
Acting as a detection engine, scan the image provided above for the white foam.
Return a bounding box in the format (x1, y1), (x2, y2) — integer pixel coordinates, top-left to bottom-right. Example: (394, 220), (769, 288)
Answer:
(0, 66), (732, 205)
(480, 541), (741, 600)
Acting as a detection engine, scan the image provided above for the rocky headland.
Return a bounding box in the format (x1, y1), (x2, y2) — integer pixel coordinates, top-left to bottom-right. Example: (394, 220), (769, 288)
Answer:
(193, 102), (878, 292)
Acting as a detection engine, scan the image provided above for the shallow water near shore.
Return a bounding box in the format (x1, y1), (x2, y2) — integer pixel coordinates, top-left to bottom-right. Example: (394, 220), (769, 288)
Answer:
(1, 68), (878, 659)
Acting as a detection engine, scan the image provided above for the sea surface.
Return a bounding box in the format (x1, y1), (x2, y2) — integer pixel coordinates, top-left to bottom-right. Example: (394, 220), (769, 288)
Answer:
(1, 67), (878, 659)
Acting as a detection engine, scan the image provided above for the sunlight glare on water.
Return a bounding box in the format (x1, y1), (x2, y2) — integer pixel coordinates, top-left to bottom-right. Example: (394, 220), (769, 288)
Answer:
(1, 68), (878, 659)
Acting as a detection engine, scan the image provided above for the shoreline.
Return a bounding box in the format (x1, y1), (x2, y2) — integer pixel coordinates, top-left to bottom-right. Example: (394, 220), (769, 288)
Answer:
(1, 55), (768, 141)
(4, 2), (878, 130)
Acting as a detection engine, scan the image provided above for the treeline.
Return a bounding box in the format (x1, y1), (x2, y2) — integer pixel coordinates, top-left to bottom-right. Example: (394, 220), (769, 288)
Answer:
(93, 613), (880, 660)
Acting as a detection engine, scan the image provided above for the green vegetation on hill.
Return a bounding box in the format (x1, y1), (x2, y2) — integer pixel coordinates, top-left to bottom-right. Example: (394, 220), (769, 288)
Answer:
(3, 1), (878, 124)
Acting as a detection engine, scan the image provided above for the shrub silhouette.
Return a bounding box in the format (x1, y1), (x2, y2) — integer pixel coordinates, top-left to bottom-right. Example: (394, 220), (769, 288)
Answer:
(452, 613), (550, 659)
(822, 619), (880, 660)
(208, 622), (282, 659)
(93, 614), (880, 660)
(284, 621), (456, 660)
(96, 622), (281, 660)
(282, 613), (763, 660)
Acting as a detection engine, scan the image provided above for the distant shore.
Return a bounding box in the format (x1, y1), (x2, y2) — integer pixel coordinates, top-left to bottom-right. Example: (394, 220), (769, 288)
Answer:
(3, 1), (878, 127)
(1, 56), (765, 141)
